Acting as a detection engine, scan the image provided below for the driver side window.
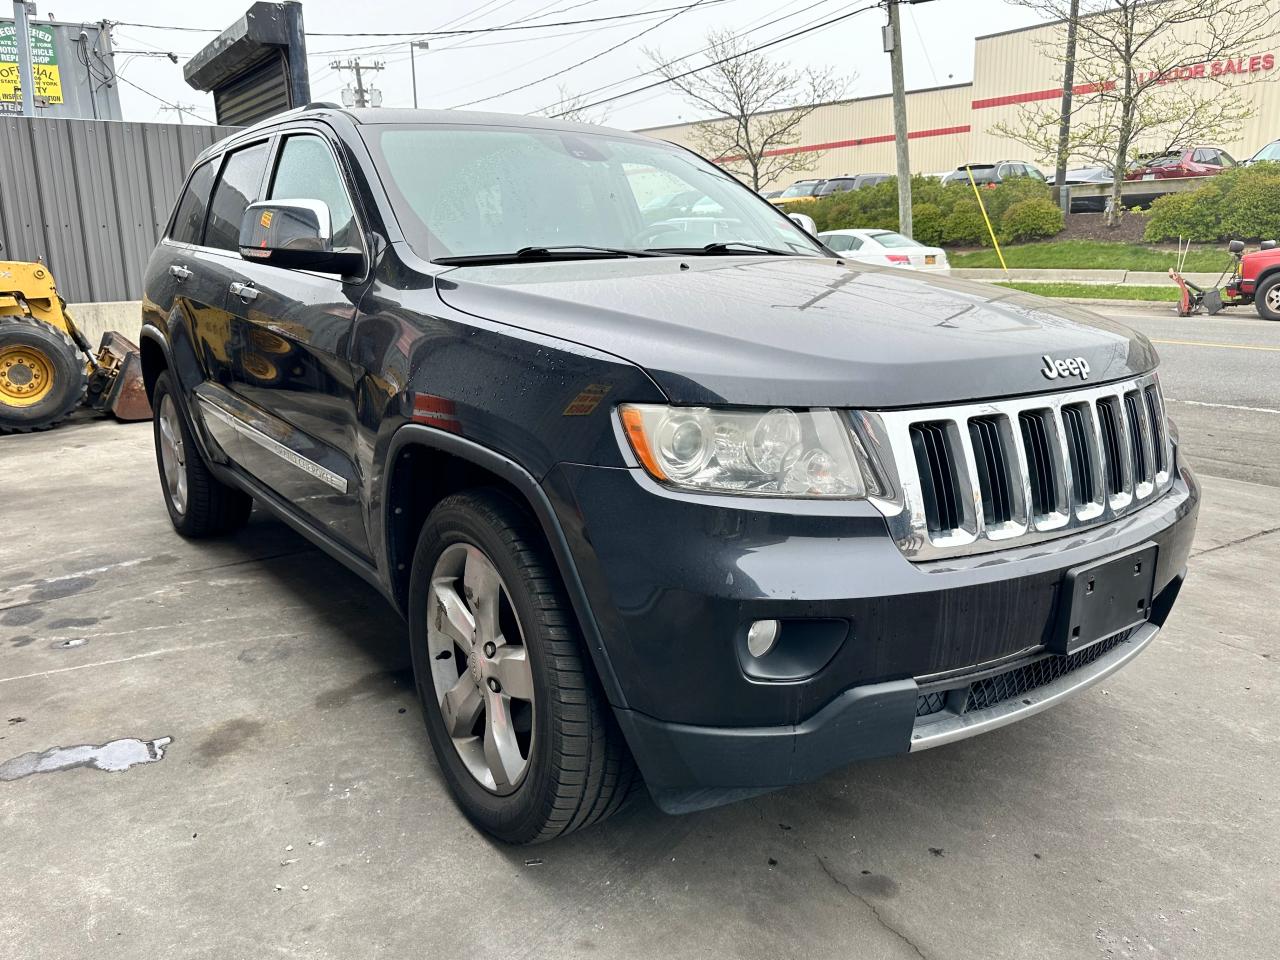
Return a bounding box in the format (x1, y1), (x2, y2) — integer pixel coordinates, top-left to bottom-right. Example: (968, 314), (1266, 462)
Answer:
(269, 135), (360, 249)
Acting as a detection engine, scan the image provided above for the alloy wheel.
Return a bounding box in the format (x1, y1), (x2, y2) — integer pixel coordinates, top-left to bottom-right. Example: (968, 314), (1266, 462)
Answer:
(157, 394), (188, 515)
(426, 542), (536, 794)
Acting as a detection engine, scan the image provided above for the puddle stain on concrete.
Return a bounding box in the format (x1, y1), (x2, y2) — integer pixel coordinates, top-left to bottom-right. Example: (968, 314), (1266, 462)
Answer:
(0, 736), (173, 782)
(0, 607), (42, 627)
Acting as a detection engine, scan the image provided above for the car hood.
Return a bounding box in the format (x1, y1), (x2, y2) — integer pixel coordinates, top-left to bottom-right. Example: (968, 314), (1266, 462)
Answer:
(435, 256), (1156, 407)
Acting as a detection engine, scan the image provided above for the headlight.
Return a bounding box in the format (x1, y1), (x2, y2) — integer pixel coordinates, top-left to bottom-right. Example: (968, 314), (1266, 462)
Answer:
(619, 404), (887, 499)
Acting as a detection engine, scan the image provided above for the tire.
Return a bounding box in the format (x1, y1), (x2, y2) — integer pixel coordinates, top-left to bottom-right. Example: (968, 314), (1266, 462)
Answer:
(1256, 274), (1280, 322)
(408, 489), (637, 844)
(0, 316), (87, 434)
(151, 371), (253, 537)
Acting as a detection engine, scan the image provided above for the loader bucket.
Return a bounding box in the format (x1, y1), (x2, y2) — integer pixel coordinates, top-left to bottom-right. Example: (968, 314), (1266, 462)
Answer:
(86, 331), (152, 422)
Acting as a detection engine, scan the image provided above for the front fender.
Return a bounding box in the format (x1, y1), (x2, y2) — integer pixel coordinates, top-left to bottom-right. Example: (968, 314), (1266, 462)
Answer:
(382, 423), (629, 709)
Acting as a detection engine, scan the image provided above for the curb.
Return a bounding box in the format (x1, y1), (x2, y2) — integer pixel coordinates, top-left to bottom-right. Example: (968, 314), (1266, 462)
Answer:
(1050, 298), (1177, 308)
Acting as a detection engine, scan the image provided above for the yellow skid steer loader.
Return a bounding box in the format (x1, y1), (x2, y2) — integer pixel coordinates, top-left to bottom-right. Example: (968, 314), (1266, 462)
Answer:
(0, 261), (150, 434)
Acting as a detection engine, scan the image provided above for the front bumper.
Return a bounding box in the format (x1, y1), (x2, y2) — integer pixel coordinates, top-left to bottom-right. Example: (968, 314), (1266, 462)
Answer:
(543, 458), (1199, 813)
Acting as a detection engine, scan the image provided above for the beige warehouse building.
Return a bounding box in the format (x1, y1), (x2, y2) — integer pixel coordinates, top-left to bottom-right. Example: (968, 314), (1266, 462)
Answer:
(639, 4), (1280, 186)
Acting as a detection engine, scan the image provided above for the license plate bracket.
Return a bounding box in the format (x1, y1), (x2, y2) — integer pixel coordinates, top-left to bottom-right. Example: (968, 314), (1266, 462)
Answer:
(1053, 542), (1158, 654)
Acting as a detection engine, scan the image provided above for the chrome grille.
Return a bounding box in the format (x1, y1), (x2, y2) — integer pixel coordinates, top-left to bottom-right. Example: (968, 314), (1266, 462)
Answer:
(861, 374), (1173, 561)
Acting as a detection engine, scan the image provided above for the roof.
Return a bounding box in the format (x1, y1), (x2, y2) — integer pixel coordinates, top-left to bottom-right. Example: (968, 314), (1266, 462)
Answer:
(195, 104), (656, 160)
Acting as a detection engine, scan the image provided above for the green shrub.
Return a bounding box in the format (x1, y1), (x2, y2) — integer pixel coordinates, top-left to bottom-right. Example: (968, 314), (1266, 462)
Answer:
(1000, 198), (1064, 243)
(1144, 165), (1280, 242)
(943, 202), (989, 246)
(980, 177), (1053, 223)
(794, 172), (1062, 245)
(1219, 171), (1280, 241)
(912, 202), (946, 246)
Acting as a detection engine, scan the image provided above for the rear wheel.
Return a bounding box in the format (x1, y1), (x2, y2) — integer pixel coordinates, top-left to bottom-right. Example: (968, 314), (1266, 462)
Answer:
(151, 371), (252, 537)
(408, 489), (637, 844)
(0, 316), (86, 434)
(1256, 274), (1280, 321)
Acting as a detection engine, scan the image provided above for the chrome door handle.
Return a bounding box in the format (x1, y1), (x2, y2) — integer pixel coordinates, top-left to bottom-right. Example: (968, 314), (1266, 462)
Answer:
(229, 281), (259, 303)
(169, 264), (192, 281)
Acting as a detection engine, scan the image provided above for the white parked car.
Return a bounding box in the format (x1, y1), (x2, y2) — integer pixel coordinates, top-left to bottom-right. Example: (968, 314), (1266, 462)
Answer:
(817, 229), (951, 274)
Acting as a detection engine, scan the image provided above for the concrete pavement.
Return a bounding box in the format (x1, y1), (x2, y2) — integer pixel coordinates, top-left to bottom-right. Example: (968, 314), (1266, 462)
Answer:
(2, 310), (1278, 960)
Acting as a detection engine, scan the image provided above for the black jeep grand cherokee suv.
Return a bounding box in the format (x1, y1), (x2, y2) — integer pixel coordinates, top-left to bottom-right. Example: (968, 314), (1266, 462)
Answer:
(140, 107), (1199, 843)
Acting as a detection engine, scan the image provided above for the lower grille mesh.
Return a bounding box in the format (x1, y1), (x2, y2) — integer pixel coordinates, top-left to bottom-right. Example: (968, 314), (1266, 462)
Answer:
(914, 628), (1136, 719)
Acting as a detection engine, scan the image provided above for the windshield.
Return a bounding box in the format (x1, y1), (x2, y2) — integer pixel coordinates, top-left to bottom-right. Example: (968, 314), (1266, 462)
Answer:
(361, 124), (823, 261)
(948, 167), (998, 184)
(780, 182), (820, 197)
(870, 231), (922, 249)
(1252, 142), (1280, 162)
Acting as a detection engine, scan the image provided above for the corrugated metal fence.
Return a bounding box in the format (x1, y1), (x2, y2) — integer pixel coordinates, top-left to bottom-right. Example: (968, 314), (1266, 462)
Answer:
(0, 117), (239, 303)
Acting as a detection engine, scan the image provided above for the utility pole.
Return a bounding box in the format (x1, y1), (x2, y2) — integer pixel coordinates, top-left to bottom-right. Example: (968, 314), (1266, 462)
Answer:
(884, 0), (912, 238)
(158, 103), (199, 125)
(1053, 0), (1081, 213)
(12, 0), (36, 117)
(409, 40), (428, 109)
(329, 58), (384, 108)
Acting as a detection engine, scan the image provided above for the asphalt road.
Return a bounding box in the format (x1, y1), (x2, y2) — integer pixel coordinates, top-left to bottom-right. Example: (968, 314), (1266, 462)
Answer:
(2, 308), (1277, 960)
(1101, 306), (1280, 488)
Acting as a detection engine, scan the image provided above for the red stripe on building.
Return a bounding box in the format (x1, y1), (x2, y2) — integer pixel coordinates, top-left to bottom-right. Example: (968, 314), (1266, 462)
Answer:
(971, 80), (1114, 110)
(718, 124), (970, 162)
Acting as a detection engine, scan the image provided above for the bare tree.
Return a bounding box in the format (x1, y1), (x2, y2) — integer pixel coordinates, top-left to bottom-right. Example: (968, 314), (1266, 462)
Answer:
(540, 84), (610, 126)
(646, 31), (847, 191)
(996, 0), (1277, 224)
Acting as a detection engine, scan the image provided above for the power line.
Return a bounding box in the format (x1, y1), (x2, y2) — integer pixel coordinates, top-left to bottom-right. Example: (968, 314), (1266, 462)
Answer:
(112, 2), (732, 38)
(112, 71), (215, 123)
(528, 0), (838, 114)
(308, 6), (688, 59)
(550, 3), (876, 117)
(449, 0), (718, 109)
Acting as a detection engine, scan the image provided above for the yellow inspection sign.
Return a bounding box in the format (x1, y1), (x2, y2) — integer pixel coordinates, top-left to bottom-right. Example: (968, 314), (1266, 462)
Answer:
(0, 21), (64, 106)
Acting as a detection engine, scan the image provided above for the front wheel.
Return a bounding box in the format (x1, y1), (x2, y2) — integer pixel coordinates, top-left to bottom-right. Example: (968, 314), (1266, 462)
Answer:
(1256, 275), (1280, 321)
(408, 489), (637, 844)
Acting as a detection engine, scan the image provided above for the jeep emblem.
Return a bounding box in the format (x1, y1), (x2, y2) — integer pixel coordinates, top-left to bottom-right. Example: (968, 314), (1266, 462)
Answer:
(1041, 354), (1090, 380)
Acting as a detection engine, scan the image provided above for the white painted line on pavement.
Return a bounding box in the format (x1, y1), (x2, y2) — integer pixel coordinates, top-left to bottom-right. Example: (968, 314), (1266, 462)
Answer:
(1168, 398), (1280, 415)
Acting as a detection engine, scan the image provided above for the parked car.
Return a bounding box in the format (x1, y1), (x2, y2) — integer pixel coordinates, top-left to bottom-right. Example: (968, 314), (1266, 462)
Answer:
(814, 173), (895, 197)
(1062, 166), (1114, 212)
(1243, 139), (1280, 165)
(768, 178), (825, 204)
(760, 188), (784, 199)
(817, 228), (950, 273)
(1124, 147), (1236, 180)
(140, 106), (1199, 844)
(943, 161), (1046, 187)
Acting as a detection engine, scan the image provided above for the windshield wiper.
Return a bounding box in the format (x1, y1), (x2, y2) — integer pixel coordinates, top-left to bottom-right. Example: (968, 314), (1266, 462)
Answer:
(435, 244), (659, 266)
(646, 241), (805, 257)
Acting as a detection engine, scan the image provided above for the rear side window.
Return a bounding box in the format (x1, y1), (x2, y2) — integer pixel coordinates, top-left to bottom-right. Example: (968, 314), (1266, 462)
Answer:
(269, 135), (360, 249)
(204, 142), (271, 251)
(169, 160), (216, 244)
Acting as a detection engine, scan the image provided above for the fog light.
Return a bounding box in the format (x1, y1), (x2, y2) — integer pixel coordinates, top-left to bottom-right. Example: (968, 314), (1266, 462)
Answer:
(746, 619), (780, 658)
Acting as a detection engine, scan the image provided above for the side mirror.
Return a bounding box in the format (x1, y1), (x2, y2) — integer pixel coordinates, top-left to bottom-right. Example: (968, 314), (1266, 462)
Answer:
(238, 200), (363, 274)
(788, 212), (817, 235)
(1228, 239), (1246, 255)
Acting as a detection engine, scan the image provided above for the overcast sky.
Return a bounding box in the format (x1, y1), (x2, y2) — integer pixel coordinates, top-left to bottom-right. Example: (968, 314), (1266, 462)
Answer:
(36, 0), (1046, 128)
